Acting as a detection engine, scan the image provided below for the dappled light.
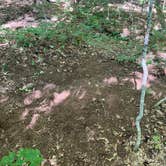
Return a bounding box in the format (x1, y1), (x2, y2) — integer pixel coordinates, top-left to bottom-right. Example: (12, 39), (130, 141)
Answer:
(103, 69), (158, 90)
(21, 85), (89, 129)
(121, 27), (130, 37)
(0, 95), (9, 104)
(24, 90), (43, 105)
(103, 77), (118, 85)
(2, 14), (38, 29)
(0, 0), (166, 165)
(0, 0), (33, 6)
(0, 43), (8, 47)
(78, 90), (86, 99)
(20, 108), (30, 120)
(50, 90), (70, 107)
(26, 113), (40, 129)
(110, 2), (146, 13)
(21, 84), (71, 128)
(157, 51), (166, 60)
(129, 71), (157, 90)
(43, 83), (56, 93)
(73, 87), (87, 100)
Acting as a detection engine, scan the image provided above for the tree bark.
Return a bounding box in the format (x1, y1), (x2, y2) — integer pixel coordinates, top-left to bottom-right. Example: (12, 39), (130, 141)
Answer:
(134, 0), (154, 151)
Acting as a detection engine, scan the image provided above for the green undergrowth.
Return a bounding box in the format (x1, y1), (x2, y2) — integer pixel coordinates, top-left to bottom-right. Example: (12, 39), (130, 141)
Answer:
(2, 2), (163, 63)
(0, 148), (43, 166)
(0, 1), (165, 63)
(150, 30), (166, 52)
(33, 1), (64, 20)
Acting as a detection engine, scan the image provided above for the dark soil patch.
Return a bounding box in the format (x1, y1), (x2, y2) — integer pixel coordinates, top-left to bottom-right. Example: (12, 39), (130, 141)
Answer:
(0, 45), (165, 165)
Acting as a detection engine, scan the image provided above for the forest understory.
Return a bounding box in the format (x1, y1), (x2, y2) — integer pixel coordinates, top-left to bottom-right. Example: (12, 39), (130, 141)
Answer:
(0, 0), (166, 165)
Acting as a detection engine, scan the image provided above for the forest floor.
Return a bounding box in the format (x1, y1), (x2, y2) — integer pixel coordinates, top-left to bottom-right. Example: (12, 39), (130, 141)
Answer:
(0, 1), (166, 166)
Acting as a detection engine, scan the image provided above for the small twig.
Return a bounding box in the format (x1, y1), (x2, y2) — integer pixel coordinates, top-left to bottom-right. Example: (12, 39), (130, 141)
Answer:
(154, 97), (166, 107)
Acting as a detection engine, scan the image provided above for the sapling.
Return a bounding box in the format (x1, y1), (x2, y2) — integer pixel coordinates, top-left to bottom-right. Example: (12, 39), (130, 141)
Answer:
(134, 0), (154, 151)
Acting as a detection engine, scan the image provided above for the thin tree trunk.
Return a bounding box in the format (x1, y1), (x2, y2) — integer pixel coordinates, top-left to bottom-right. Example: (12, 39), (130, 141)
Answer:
(134, 0), (154, 151)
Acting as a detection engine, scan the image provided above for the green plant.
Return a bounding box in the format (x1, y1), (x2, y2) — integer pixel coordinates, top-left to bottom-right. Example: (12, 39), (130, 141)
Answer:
(2, 63), (8, 74)
(145, 87), (153, 95)
(116, 54), (138, 63)
(19, 83), (34, 93)
(146, 59), (153, 65)
(0, 148), (43, 166)
(151, 30), (166, 42)
(83, 0), (110, 8)
(13, 23), (54, 47)
(1, 0), (140, 63)
(32, 70), (44, 78)
(150, 30), (166, 51)
(138, 0), (148, 5)
(152, 134), (162, 150)
(0, 28), (10, 43)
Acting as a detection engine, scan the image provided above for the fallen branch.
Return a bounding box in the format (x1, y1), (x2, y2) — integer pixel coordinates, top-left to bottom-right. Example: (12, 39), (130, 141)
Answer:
(154, 97), (166, 107)
(134, 0), (154, 151)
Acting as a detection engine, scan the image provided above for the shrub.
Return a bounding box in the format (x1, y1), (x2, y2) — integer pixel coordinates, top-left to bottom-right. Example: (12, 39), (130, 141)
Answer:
(0, 148), (43, 166)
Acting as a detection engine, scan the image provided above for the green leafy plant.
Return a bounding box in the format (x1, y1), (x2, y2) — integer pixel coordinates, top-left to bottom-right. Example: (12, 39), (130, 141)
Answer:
(9, 1), (123, 48)
(145, 87), (153, 95)
(13, 23), (55, 47)
(152, 134), (162, 150)
(116, 54), (138, 63)
(0, 148), (43, 166)
(32, 70), (44, 78)
(2, 63), (8, 74)
(19, 83), (34, 93)
(150, 30), (166, 51)
(2, 0), (140, 64)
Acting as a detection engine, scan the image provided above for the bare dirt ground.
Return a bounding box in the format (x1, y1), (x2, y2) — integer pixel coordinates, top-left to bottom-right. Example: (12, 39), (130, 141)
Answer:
(0, 0), (166, 165)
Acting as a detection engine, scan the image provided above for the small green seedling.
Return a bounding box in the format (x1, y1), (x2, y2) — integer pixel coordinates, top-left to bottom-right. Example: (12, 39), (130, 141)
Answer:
(2, 63), (8, 74)
(32, 70), (44, 78)
(152, 134), (162, 150)
(145, 88), (153, 95)
(19, 83), (34, 93)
